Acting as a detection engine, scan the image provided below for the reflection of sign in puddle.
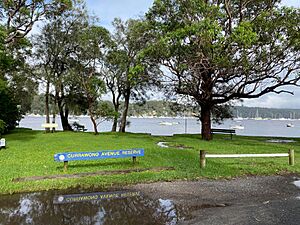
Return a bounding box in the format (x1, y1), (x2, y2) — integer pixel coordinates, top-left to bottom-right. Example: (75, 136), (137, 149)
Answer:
(53, 190), (141, 204)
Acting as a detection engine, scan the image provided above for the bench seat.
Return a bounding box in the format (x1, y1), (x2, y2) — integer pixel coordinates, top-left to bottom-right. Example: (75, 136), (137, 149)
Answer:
(41, 123), (58, 129)
(211, 128), (236, 139)
(72, 122), (87, 132)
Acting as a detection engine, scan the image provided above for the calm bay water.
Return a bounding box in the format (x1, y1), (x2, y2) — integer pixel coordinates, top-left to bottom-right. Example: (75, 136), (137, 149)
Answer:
(19, 116), (300, 137)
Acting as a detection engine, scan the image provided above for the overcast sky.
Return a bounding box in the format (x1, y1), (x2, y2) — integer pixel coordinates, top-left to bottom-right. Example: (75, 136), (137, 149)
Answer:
(85, 0), (300, 109)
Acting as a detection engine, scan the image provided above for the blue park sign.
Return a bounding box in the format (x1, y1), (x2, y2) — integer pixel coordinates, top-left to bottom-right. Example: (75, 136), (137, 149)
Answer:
(54, 148), (144, 162)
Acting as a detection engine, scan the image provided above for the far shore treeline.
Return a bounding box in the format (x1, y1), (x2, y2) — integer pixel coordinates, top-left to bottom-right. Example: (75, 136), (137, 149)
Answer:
(1, 0), (300, 140)
(28, 98), (300, 120)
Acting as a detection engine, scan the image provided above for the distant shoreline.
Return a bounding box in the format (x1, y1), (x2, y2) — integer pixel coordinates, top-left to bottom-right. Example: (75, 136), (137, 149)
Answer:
(24, 114), (300, 121)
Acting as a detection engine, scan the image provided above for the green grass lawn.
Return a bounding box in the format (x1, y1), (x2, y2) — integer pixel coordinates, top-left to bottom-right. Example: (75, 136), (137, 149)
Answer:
(0, 128), (299, 195)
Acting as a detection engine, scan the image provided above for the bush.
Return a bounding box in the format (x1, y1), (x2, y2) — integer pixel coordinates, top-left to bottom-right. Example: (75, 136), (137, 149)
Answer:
(0, 79), (22, 131)
(0, 119), (6, 135)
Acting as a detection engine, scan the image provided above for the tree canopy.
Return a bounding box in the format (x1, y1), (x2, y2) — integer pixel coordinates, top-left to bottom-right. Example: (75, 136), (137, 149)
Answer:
(144, 0), (300, 140)
(1, 0), (300, 139)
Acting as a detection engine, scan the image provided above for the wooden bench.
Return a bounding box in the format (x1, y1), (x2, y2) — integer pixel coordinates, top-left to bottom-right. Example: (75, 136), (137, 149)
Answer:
(54, 148), (144, 171)
(41, 123), (58, 132)
(72, 122), (87, 132)
(0, 138), (5, 149)
(211, 128), (236, 139)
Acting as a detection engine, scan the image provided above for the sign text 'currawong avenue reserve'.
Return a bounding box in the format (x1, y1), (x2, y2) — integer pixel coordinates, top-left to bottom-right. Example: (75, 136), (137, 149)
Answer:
(54, 149), (144, 162)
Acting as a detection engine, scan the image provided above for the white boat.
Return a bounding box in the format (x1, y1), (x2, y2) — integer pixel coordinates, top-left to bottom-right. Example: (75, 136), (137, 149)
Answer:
(230, 125), (245, 130)
(159, 121), (173, 126)
(286, 123), (294, 128)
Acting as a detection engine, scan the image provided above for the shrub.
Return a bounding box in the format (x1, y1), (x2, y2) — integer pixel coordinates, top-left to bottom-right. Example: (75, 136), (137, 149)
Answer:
(0, 79), (22, 131)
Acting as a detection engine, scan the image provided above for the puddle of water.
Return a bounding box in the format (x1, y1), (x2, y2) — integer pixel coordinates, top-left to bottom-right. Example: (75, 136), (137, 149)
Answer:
(0, 189), (190, 225)
(293, 180), (300, 200)
(157, 142), (169, 148)
(157, 142), (191, 150)
(265, 139), (296, 143)
(293, 180), (300, 189)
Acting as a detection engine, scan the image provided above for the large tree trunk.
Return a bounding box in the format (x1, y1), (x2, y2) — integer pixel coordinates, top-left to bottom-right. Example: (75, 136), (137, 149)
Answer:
(119, 89), (130, 133)
(90, 115), (98, 135)
(59, 107), (72, 131)
(57, 95), (72, 131)
(87, 99), (98, 135)
(200, 105), (212, 141)
(111, 91), (121, 132)
(111, 115), (118, 132)
(111, 102), (120, 132)
(45, 81), (50, 133)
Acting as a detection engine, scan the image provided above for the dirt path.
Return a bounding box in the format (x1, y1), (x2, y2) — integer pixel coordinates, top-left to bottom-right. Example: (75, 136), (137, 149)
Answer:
(129, 175), (300, 225)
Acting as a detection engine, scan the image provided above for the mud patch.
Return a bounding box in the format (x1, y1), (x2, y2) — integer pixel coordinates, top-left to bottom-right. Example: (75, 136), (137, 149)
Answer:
(187, 203), (230, 210)
(13, 167), (175, 182)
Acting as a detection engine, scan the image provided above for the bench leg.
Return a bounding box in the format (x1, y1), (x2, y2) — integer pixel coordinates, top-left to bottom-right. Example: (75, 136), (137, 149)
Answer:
(64, 161), (68, 171)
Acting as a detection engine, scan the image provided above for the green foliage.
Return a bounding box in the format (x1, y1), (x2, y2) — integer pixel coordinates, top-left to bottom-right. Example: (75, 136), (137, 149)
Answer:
(0, 129), (299, 194)
(95, 101), (117, 122)
(144, 0), (300, 140)
(0, 79), (22, 131)
(231, 22), (258, 47)
(0, 119), (6, 135)
(1, 0), (73, 44)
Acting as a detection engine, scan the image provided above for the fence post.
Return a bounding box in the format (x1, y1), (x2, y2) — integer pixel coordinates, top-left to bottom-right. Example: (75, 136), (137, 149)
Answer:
(200, 150), (206, 168)
(132, 156), (136, 165)
(64, 161), (68, 171)
(289, 149), (295, 166)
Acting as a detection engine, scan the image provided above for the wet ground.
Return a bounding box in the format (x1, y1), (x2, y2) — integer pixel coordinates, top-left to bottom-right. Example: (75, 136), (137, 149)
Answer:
(130, 175), (300, 225)
(0, 175), (299, 225)
(0, 189), (188, 225)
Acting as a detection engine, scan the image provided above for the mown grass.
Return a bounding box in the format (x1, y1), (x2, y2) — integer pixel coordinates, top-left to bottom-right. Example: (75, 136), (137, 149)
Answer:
(0, 128), (299, 195)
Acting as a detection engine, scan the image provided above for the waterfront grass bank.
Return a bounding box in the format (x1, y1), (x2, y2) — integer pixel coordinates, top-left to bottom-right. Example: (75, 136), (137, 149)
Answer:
(0, 129), (299, 194)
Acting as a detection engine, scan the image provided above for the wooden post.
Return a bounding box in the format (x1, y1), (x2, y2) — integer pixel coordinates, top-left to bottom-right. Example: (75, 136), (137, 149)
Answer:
(132, 156), (136, 165)
(64, 161), (68, 171)
(200, 150), (206, 168)
(289, 149), (295, 166)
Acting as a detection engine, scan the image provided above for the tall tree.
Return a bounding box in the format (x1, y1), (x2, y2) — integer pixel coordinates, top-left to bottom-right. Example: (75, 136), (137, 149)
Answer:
(111, 18), (160, 132)
(72, 24), (113, 134)
(144, 0), (300, 140)
(32, 6), (87, 131)
(0, 0), (72, 132)
(103, 49), (126, 132)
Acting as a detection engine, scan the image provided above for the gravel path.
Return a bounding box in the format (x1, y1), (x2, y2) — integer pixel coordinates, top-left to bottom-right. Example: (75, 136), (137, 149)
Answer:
(129, 175), (300, 225)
